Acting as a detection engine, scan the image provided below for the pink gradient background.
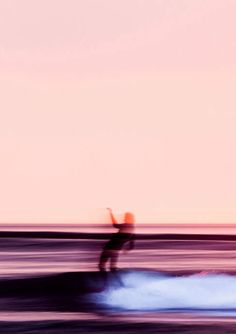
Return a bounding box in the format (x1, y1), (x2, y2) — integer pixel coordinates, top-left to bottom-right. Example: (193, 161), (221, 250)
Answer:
(0, 0), (236, 224)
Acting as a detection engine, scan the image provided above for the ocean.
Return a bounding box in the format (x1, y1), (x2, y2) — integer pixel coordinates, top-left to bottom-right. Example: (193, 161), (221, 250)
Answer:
(1, 223), (236, 333)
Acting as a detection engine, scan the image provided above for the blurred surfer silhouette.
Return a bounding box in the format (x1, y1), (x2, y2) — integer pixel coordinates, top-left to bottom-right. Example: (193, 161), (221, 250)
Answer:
(99, 208), (135, 272)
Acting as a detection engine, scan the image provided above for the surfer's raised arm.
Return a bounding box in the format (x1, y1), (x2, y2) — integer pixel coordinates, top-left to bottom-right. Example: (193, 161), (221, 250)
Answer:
(106, 208), (120, 228)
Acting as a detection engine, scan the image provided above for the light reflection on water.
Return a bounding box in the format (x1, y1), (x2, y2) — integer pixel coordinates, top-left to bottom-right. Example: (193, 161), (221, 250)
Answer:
(0, 237), (236, 277)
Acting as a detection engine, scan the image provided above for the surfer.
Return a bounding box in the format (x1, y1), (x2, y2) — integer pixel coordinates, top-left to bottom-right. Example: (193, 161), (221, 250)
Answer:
(98, 208), (135, 272)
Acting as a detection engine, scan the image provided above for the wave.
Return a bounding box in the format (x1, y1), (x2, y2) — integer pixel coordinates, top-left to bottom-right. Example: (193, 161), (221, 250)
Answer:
(92, 270), (236, 312)
(0, 271), (109, 312)
(2, 270), (236, 314)
(0, 271), (109, 299)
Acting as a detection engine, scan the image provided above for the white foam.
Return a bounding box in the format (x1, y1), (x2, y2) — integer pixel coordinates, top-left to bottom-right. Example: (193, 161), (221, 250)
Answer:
(95, 271), (236, 311)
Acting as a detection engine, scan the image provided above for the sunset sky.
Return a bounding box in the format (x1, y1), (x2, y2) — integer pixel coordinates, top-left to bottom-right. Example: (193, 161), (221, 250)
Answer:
(0, 0), (236, 224)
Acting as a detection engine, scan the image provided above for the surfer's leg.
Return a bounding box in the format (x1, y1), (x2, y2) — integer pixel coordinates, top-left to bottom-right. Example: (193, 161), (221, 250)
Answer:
(98, 248), (110, 272)
(110, 250), (119, 271)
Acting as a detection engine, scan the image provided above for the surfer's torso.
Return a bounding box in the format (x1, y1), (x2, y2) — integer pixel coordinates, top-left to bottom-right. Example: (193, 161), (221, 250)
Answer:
(105, 223), (134, 250)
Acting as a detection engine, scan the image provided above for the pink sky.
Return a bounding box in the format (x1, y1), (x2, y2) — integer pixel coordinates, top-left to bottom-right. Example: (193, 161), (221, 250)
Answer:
(0, 0), (236, 224)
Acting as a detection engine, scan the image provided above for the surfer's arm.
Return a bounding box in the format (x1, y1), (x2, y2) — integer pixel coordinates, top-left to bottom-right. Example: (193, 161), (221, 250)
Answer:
(107, 209), (120, 229)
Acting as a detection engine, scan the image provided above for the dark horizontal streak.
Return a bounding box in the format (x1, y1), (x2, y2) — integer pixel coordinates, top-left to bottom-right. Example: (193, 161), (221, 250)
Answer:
(1, 231), (236, 241)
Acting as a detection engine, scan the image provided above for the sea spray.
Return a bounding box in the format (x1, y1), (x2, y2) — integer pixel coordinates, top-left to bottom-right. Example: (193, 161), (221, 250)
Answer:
(92, 270), (236, 312)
